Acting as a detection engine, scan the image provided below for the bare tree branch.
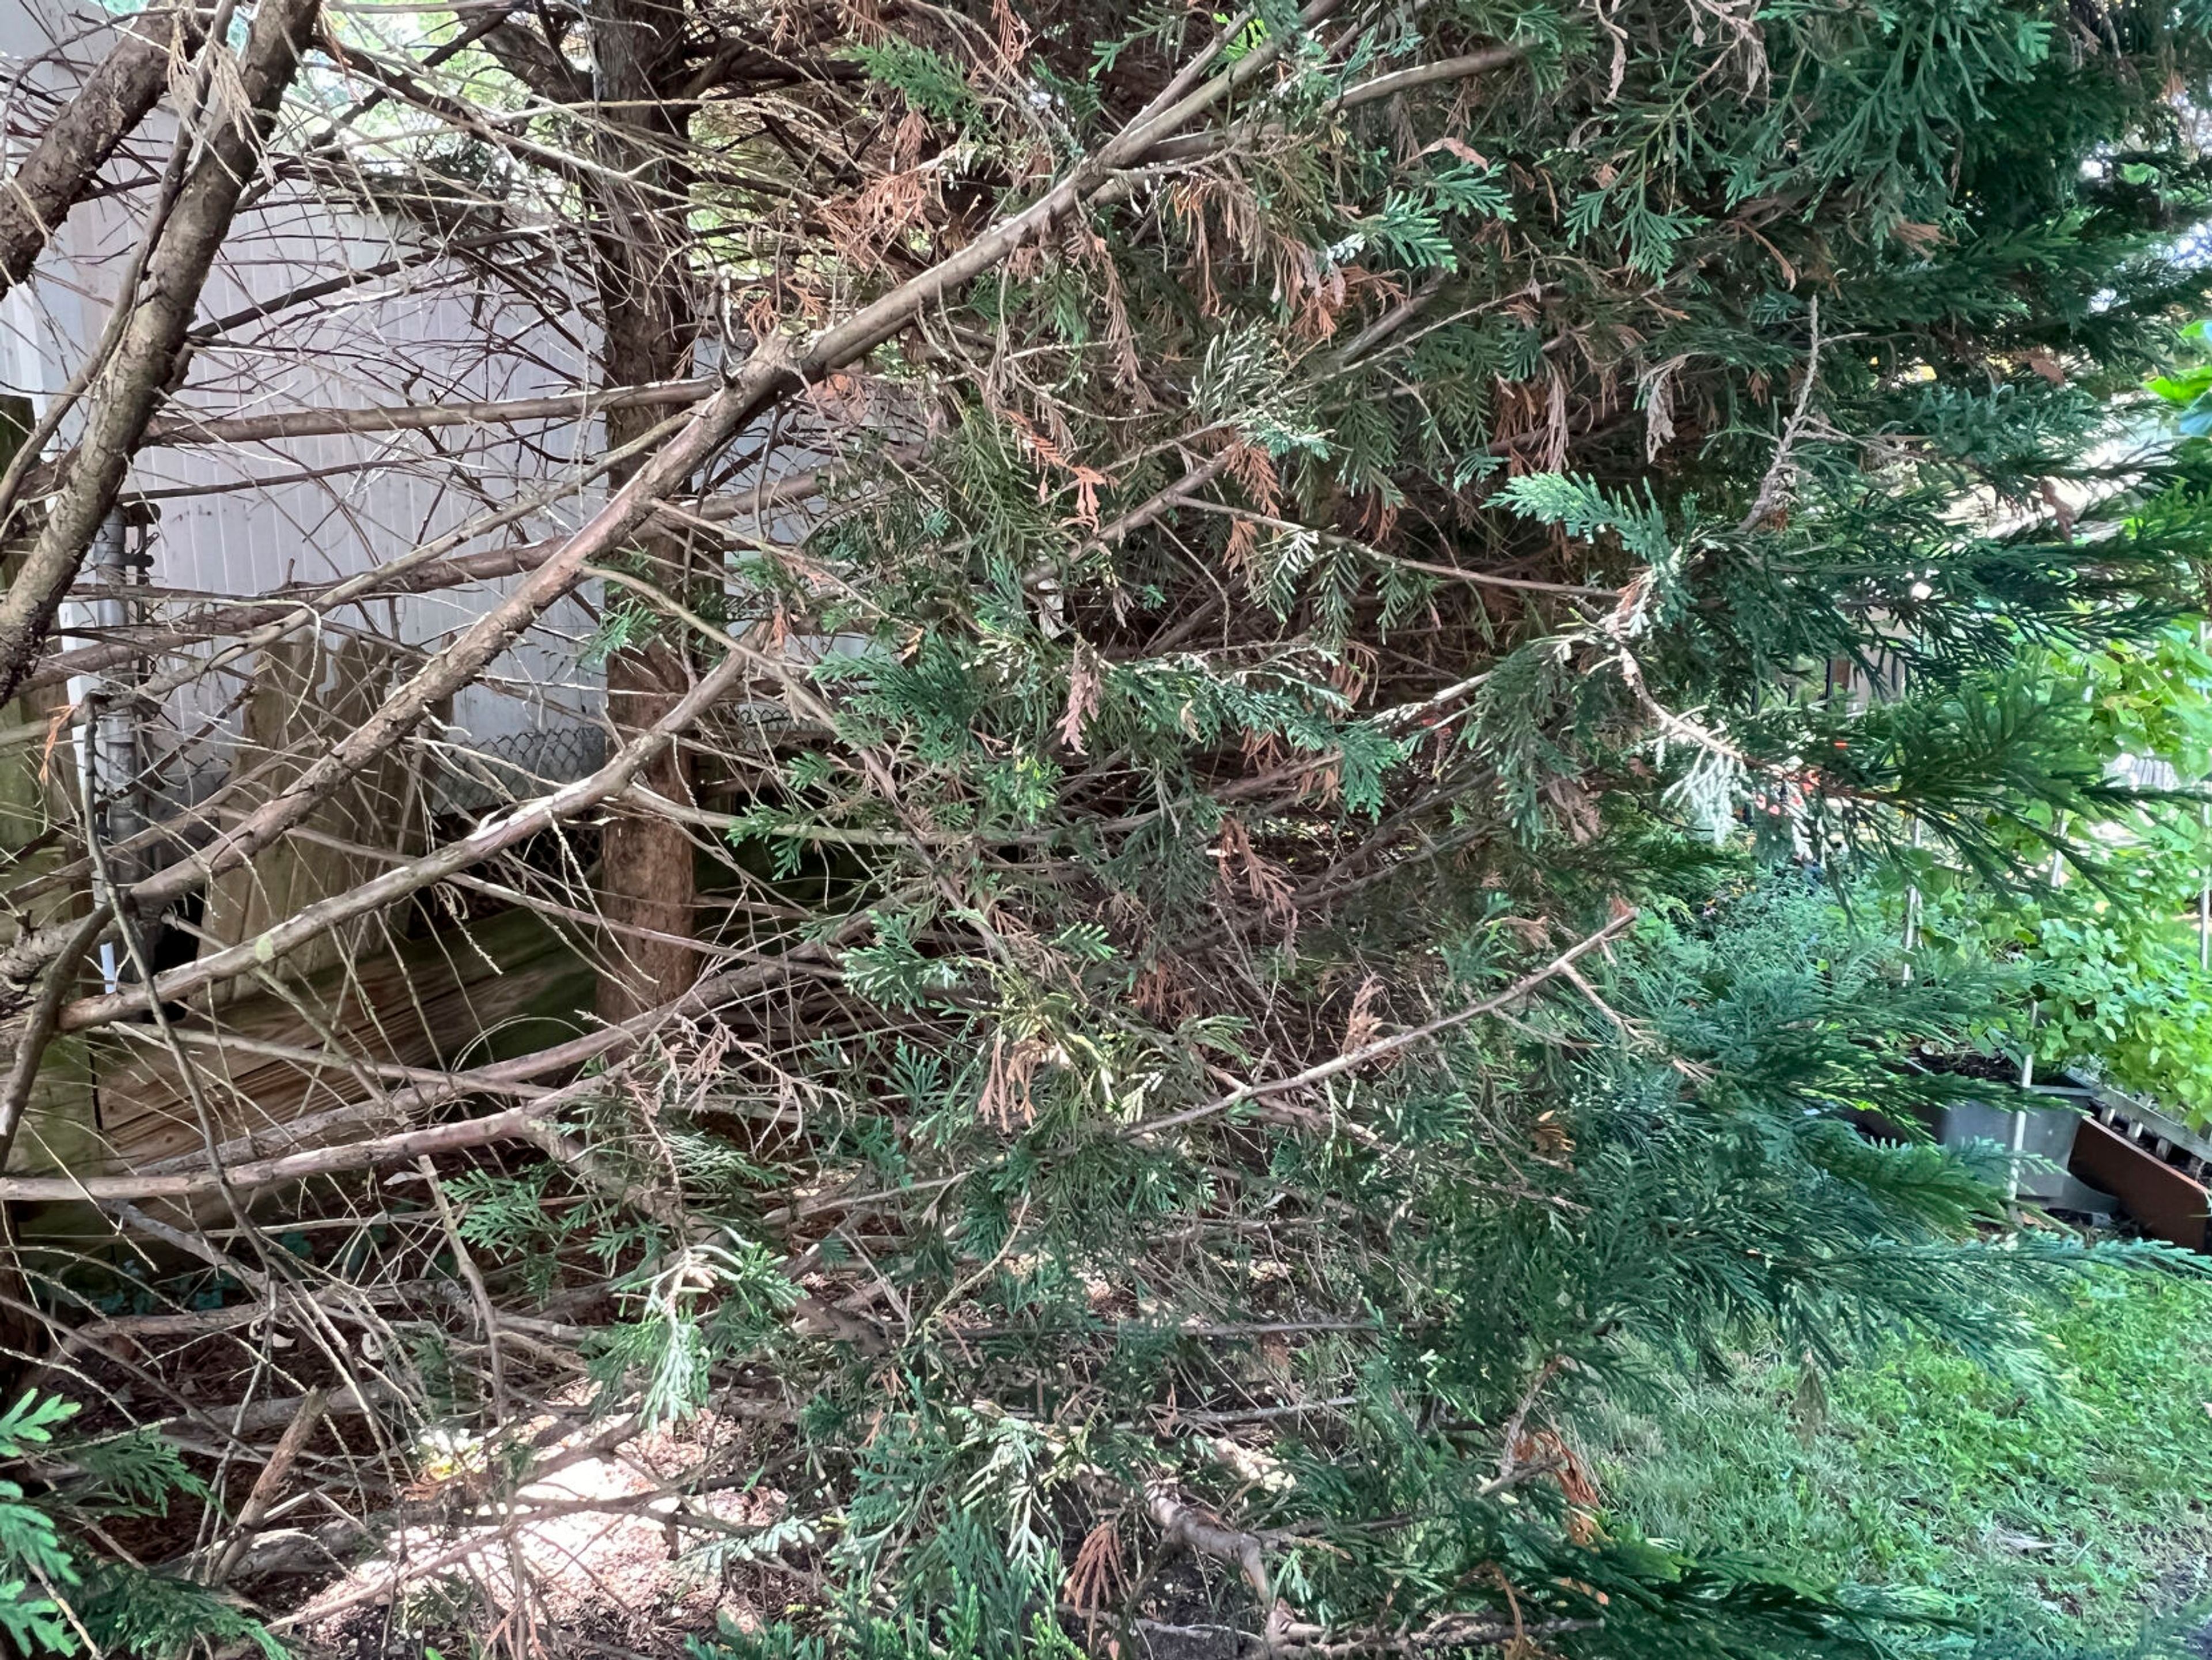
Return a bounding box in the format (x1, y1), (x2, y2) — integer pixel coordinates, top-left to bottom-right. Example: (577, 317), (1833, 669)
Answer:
(0, 5), (206, 295)
(0, 0), (324, 704)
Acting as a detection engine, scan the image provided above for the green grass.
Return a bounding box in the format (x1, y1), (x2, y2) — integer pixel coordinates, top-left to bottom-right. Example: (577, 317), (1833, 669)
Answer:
(1583, 1269), (2212, 1657)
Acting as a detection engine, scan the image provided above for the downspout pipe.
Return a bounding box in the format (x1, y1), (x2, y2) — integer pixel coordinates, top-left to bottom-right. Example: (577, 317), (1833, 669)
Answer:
(62, 507), (137, 996)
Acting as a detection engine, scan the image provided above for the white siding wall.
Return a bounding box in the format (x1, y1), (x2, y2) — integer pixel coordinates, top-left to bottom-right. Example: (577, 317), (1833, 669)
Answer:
(0, 0), (615, 812)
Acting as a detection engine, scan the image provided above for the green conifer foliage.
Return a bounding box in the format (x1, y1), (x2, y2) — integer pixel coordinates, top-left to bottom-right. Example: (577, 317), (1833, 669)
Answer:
(448, 0), (2212, 1653)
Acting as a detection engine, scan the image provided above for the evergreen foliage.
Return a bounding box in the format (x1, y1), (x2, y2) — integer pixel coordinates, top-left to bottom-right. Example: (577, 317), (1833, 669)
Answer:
(410, 0), (2212, 1651)
(0, 1391), (272, 1659)
(21, 0), (2212, 1650)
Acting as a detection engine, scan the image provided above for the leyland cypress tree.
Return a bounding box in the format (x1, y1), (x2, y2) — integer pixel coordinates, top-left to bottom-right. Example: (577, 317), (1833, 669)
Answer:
(8, 0), (2212, 1652)
(428, 1), (2212, 1654)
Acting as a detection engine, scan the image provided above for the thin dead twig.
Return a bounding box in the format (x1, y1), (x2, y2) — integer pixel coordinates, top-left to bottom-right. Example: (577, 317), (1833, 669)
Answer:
(207, 1387), (329, 1583)
(1122, 909), (1638, 1139)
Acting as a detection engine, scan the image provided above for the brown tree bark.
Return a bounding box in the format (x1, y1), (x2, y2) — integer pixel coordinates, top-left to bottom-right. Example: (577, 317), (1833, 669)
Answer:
(0, 0), (322, 707)
(0, 6), (206, 297)
(583, 0), (703, 1020)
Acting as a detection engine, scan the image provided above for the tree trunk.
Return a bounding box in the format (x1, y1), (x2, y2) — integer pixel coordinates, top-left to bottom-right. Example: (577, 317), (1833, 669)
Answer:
(586, 0), (700, 1021)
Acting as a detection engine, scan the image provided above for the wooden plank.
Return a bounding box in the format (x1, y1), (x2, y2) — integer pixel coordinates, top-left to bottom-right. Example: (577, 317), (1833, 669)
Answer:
(2069, 1117), (2209, 1251)
(2063, 1071), (2212, 1168)
(1, 551), (100, 1170)
(198, 635), (431, 990)
(11, 905), (593, 1178)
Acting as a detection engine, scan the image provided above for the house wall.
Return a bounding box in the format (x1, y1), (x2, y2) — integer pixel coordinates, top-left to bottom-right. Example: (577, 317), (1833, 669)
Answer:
(0, 0), (615, 817)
